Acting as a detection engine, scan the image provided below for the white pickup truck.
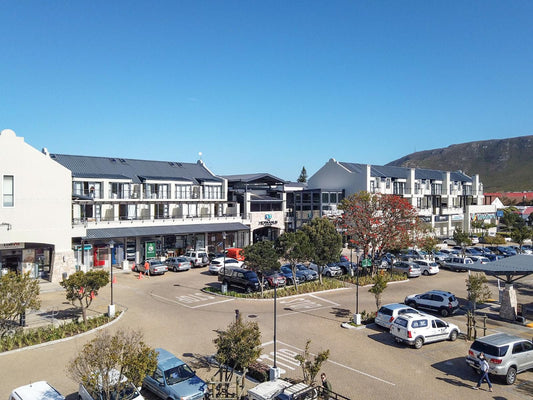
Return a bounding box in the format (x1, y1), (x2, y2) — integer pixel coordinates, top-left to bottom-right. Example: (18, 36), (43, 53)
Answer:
(78, 369), (144, 400)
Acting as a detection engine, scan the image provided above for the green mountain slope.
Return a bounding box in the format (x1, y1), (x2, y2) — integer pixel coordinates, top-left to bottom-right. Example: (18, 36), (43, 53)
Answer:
(386, 135), (533, 192)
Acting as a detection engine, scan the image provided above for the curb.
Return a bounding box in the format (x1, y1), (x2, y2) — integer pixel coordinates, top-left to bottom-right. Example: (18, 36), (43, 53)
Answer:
(200, 286), (351, 302)
(0, 309), (126, 357)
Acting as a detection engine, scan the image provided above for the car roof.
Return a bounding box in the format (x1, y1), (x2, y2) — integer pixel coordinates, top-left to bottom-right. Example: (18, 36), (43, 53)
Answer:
(474, 332), (529, 346)
(12, 381), (65, 400)
(155, 348), (185, 370)
(380, 303), (414, 311)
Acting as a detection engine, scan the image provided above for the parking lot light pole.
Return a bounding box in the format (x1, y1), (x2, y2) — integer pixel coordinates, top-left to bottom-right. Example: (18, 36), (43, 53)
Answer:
(222, 232), (227, 294)
(108, 240), (115, 318)
(354, 245), (361, 324)
(270, 282), (281, 381)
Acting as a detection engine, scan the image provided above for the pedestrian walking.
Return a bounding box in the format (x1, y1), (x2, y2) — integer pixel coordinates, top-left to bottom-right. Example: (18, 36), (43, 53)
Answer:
(473, 352), (493, 391)
(321, 373), (332, 399)
(144, 260), (150, 278)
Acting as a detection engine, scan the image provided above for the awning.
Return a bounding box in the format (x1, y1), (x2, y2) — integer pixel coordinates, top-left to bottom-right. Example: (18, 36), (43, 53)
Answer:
(83, 222), (250, 240)
(464, 254), (533, 282)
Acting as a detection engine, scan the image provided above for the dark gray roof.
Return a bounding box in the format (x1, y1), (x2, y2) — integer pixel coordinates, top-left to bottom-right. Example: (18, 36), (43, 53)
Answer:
(223, 173), (287, 185)
(464, 255), (533, 282)
(339, 162), (472, 183)
(83, 222), (250, 240)
(249, 194), (283, 202)
(50, 154), (223, 184)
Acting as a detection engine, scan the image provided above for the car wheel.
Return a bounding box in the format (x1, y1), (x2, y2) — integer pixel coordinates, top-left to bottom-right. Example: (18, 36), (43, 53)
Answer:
(173, 266), (178, 272)
(506, 366), (517, 385)
(440, 308), (450, 318)
(449, 330), (458, 341)
(414, 337), (424, 349)
(423, 270), (429, 276)
(264, 282), (270, 289)
(325, 271), (331, 277)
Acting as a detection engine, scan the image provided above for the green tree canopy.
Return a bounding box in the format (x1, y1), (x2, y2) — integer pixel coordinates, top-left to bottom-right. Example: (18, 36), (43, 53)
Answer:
(68, 329), (158, 399)
(300, 218), (342, 283)
(297, 166), (308, 183)
(511, 225), (533, 250)
(466, 272), (492, 312)
(275, 231), (312, 289)
(294, 339), (330, 385)
(243, 241), (280, 295)
(0, 271), (40, 337)
(60, 270), (109, 323)
(368, 273), (388, 311)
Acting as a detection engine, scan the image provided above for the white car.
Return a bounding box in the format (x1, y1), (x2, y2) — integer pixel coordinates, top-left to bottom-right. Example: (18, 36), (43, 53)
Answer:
(412, 259), (439, 275)
(308, 262), (342, 277)
(375, 303), (422, 329)
(208, 257), (243, 275)
(390, 313), (460, 349)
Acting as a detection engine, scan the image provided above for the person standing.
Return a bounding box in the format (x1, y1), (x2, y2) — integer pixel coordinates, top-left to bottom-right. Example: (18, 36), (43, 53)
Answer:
(321, 373), (332, 398)
(473, 352), (493, 391)
(144, 260), (150, 278)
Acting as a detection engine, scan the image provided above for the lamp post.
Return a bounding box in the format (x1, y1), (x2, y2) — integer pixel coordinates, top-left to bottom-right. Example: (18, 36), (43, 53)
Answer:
(108, 240), (115, 318)
(354, 246), (361, 325)
(222, 232), (227, 294)
(269, 276), (281, 381)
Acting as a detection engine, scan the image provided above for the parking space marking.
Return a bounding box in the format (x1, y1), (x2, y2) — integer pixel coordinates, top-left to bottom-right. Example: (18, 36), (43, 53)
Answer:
(151, 292), (235, 309)
(261, 341), (395, 386)
(278, 294), (340, 315)
(258, 347), (300, 371)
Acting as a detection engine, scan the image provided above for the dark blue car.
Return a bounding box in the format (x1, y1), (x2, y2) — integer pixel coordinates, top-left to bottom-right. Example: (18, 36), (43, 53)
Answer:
(280, 265), (306, 285)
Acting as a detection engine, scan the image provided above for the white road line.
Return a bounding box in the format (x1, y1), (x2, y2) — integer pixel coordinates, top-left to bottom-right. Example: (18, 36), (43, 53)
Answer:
(308, 294), (340, 306)
(189, 298), (235, 308)
(261, 340), (395, 386)
(150, 293), (234, 309)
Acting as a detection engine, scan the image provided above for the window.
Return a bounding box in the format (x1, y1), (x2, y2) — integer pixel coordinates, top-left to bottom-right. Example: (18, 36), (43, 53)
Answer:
(3, 175), (14, 207)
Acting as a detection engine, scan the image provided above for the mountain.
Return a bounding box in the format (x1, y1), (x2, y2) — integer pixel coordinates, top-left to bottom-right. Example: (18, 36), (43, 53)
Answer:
(386, 135), (533, 192)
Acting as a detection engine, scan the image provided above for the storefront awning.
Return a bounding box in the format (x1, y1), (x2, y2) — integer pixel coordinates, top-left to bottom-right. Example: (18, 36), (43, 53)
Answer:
(83, 222), (250, 240)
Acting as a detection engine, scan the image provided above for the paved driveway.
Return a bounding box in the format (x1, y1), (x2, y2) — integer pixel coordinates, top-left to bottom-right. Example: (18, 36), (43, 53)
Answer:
(1, 267), (532, 400)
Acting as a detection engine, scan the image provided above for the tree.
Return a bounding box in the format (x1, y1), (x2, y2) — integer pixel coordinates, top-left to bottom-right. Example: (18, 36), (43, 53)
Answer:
(511, 225), (533, 251)
(68, 329), (158, 399)
(0, 271), (40, 337)
(213, 313), (262, 389)
(466, 272), (492, 312)
(368, 273), (388, 311)
(275, 231), (312, 290)
(452, 228), (471, 256)
(60, 270), (109, 323)
(500, 207), (523, 230)
(338, 191), (421, 271)
(294, 339), (330, 385)
(297, 167), (308, 183)
(300, 218), (343, 284)
(243, 241), (280, 296)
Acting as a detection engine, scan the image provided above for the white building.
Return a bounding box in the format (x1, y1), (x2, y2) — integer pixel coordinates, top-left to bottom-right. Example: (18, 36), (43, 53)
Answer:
(0, 129), (74, 282)
(306, 158), (497, 237)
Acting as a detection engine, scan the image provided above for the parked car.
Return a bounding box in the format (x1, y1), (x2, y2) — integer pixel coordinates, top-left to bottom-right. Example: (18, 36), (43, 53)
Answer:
(336, 261), (358, 275)
(134, 259), (168, 275)
(225, 247), (245, 261)
(79, 368), (144, 400)
(258, 270), (287, 288)
(183, 249), (210, 267)
(468, 256), (491, 264)
(390, 313), (460, 349)
(442, 256), (473, 272)
(279, 265), (306, 285)
(165, 256), (192, 272)
(465, 332), (533, 385)
(442, 238), (457, 246)
(404, 290), (459, 317)
(218, 267), (263, 293)
(247, 379), (318, 400)
(292, 264), (319, 281)
(308, 262), (342, 277)
(375, 303), (422, 329)
(208, 257), (243, 275)
(464, 247), (483, 256)
(391, 261), (421, 278)
(143, 348), (209, 399)
(470, 236), (480, 244)
(10, 381), (65, 400)
(412, 259), (439, 275)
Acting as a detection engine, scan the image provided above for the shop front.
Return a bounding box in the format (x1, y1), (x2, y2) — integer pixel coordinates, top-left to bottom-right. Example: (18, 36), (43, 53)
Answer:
(0, 242), (55, 280)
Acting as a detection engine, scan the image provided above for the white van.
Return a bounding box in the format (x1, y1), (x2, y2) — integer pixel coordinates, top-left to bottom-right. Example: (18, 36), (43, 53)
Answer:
(9, 381), (65, 400)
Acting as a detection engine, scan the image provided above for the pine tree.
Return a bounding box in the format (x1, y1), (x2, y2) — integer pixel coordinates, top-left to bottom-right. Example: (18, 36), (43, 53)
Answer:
(297, 166), (308, 183)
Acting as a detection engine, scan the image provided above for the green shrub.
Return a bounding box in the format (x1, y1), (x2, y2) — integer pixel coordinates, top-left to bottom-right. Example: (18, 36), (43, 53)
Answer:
(246, 361), (270, 382)
(481, 235), (506, 245)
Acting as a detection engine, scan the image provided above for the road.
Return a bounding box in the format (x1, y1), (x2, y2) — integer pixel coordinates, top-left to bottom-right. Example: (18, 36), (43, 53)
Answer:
(1, 267), (532, 400)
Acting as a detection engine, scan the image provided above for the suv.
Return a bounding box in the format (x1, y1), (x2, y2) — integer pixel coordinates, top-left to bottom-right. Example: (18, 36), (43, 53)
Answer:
(218, 267), (263, 293)
(465, 333), (533, 385)
(184, 249), (209, 267)
(375, 303), (421, 329)
(404, 290), (459, 317)
(443, 256), (473, 272)
(391, 261), (421, 278)
(390, 313), (460, 349)
(412, 259), (439, 275)
(143, 348), (209, 399)
(308, 262), (342, 277)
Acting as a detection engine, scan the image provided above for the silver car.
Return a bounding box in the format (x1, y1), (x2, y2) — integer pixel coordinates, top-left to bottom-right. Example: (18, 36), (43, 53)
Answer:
(165, 257), (191, 272)
(466, 332), (533, 385)
(391, 261), (421, 278)
(375, 303), (421, 329)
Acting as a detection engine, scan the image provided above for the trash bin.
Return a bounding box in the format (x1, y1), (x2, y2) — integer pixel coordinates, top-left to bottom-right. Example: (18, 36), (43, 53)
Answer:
(62, 272), (68, 281)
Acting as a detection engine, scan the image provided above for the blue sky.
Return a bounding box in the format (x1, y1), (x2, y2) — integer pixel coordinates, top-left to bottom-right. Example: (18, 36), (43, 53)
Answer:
(2, 1), (532, 181)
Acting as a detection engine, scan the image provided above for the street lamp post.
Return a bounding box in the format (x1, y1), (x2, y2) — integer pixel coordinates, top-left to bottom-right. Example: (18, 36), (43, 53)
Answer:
(269, 279), (281, 381)
(108, 240), (115, 318)
(354, 246), (361, 324)
(222, 232), (227, 294)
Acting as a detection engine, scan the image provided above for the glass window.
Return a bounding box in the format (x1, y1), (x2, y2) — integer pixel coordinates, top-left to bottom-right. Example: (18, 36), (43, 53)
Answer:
(3, 175), (14, 206)
(322, 192), (329, 203)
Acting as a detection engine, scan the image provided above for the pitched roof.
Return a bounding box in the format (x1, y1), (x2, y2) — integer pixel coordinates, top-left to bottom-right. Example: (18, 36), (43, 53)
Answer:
(222, 173), (287, 185)
(49, 154), (222, 184)
(338, 162), (472, 182)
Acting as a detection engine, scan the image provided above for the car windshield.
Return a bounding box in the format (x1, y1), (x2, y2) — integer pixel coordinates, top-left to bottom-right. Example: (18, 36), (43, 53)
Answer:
(165, 364), (195, 385)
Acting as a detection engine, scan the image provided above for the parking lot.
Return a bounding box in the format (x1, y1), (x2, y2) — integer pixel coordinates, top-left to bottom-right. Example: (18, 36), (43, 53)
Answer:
(1, 265), (533, 400)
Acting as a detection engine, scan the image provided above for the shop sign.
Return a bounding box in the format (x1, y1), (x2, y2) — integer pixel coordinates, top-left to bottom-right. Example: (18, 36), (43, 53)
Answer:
(435, 215), (449, 222)
(451, 215), (464, 221)
(0, 242), (24, 250)
(145, 242), (157, 259)
(259, 214), (278, 226)
(471, 213), (496, 221)
(420, 216), (432, 223)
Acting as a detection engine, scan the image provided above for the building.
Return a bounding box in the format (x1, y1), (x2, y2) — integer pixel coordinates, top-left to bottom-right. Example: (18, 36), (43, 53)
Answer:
(0, 129), (74, 282)
(304, 158), (496, 237)
(0, 129), (250, 282)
